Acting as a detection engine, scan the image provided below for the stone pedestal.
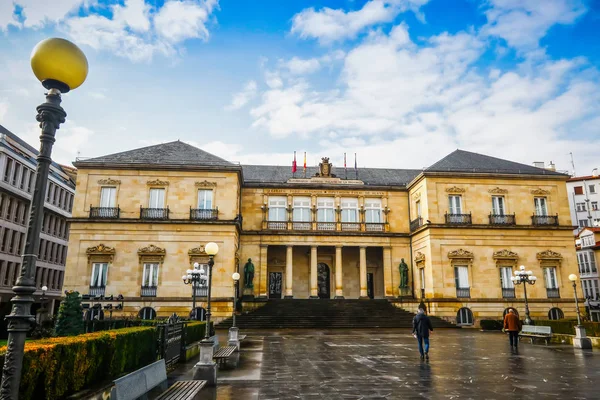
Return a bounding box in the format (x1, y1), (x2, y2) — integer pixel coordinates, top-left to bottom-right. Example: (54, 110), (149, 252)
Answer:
(573, 325), (592, 349)
(193, 340), (217, 386)
(242, 287), (254, 300)
(398, 287), (412, 297)
(228, 327), (240, 351)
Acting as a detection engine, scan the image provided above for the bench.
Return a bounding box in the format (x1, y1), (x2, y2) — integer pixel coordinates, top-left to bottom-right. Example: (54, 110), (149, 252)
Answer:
(213, 345), (236, 368)
(238, 334), (247, 341)
(519, 325), (552, 345)
(156, 381), (206, 400)
(111, 359), (206, 400)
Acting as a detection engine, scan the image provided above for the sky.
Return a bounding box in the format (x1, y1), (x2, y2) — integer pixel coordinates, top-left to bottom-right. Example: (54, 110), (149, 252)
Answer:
(0, 0), (599, 175)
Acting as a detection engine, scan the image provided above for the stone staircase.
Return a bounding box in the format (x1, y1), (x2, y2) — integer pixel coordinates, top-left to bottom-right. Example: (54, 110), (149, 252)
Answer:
(216, 299), (456, 329)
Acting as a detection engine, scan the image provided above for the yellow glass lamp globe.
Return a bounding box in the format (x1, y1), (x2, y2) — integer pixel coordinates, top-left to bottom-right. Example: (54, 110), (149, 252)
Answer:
(569, 274), (578, 282)
(205, 242), (219, 256)
(30, 38), (88, 92)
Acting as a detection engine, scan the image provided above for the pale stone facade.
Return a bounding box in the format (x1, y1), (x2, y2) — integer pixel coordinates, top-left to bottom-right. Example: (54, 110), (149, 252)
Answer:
(64, 144), (580, 325)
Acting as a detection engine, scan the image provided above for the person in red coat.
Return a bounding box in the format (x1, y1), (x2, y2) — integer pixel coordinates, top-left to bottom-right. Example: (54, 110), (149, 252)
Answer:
(503, 309), (522, 348)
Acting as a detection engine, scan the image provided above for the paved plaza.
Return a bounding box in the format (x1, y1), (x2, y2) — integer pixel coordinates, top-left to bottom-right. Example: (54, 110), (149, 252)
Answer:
(167, 329), (600, 400)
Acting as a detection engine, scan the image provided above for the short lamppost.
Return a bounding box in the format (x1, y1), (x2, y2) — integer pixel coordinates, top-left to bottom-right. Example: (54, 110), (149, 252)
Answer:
(193, 242), (219, 386)
(569, 274), (592, 349)
(182, 263), (207, 320)
(228, 272), (241, 350)
(36, 285), (48, 324)
(511, 265), (537, 325)
(0, 38), (88, 399)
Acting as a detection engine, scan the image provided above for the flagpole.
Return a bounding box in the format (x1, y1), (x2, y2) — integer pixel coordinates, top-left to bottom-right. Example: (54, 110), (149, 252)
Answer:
(292, 151), (297, 178)
(303, 152), (307, 178)
(355, 153), (358, 180)
(344, 152), (347, 180)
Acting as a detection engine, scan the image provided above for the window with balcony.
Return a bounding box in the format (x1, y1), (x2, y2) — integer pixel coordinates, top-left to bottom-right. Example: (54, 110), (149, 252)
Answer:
(142, 188), (168, 219)
(581, 235), (595, 248)
(492, 196), (505, 215)
(90, 262), (108, 296)
(576, 202), (587, 212)
(454, 266), (470, 297)
(365, 198), (383, 232)
(91, 186), (119, 219)
(543, 267), (559, 298)
(534, 197), (548, 216)
(268, 196), (287, 230)
(341, 198), (359, 231)
(292, 197), (311, 230)
(532, 197), (557, 225)
(317, 197), (335, 231)
(490, 196), (515, 225)
(141, 263), (158, 297)
(191, 189), (217, 220)
(447, 195), (470, 224)
(500, 267), (515, 298)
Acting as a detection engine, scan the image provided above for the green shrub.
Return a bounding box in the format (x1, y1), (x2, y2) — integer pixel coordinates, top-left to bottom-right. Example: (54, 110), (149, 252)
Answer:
(480, 320), (503, 330)
(536, 320), (600, 337)
(0, 326), (157, 400)
(185, 322), (208, 344)
(54, 291), (83, 337)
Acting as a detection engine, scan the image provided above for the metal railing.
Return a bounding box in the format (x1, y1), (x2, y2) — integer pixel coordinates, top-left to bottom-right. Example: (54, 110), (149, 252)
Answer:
(267, 221), (287, 230)
(141, 285), (157, 297)
(89, 286), (106, 297)
(532, 215), (559, 226)
(292, 221), (311, 230)
(546, 288), (560, 298)
(365, 223), (384, 232)
(502, 288), (515, 298)
(445, 213), (472, 225)
(489, 214), (516, 225)
(194, 286), (208, 297)
(341, 222), (360, 231)
(456, 287), (471, 298)
(89, 206), (120, 219)
(410, 217), (423, 231)
(190, 208), (218, 221)
(140, 207), (169, 220)
(317, 222), (336, 231)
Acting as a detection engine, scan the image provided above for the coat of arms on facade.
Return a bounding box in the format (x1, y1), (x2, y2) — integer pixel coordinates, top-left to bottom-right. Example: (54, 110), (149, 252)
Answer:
(314, 157), (336, 178)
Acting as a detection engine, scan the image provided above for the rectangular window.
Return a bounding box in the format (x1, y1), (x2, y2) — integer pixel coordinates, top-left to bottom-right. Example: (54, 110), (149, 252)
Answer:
(365, 198), (382, 223)
(90, 263), (108, 287)
(142, 263), (159, 287)
(580, 219), (589, 227)
(416, 200), (421, 218)
(317, 197), (335, 222)
(574, 186), (583, 195)
(543, 267), (558, 289)
(26, 171), (33, 192)
(592, 201), (598, 211)
(3, 158), (13, 182)
(454, 266), (469, 288)
(582, 236), (595, 247)
(197, 189), (213, 210)
(19, 167), (27, 190)
(292, 197), (311, 222)
(268, 196), (287, 221)
(448, 195), (462, 214)
(148, 188), (165, 208)
(341, 198), (359, 223)
(5, 198), (11, 220)
(500, 267), (514, 288)
(420, 268), (425, 290)
(591, 252), (597, 272)
(11, 163), (20, 186)
(100, 187), (117, 207)
(590, 185), (596, 194)
(576, 202), (587, 212)
(492, 196), (505, 215)
(534, 197), (548, 216)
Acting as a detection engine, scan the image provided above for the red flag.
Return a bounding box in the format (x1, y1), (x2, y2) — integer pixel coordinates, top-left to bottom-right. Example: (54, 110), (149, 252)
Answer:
(292, 151), (297, 174)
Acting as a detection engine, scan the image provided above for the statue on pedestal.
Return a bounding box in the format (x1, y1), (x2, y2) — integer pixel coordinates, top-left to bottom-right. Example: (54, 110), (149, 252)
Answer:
(399, 258), (409, 288)
(244, 258), (255, 288)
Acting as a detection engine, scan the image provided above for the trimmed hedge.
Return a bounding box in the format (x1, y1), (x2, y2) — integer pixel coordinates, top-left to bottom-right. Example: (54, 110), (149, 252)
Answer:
(535, 320), (600, 337)
(0, 326), (157, 400)
(480, 320), (503, 331)
(185, 321), (209, 344)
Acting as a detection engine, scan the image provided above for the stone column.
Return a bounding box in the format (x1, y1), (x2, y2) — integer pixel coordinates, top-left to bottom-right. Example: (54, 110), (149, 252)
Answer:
(285, 245), (293, 298)
(335, 245), (344, 298)
(310, 246), (318, 298)
(359, 246), (368, 299)
(383, 246), (393, 298)
(259, 244), (268, 298)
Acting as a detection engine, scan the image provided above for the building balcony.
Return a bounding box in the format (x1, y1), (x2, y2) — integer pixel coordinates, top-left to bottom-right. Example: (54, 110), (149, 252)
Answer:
(341, 222), (360, 232)
(445, 213), (472, 225)
(140, 207), (169, 220)
(190, 208), (218, 221)
(292, 221), (311, 230)
(546, 288), (560, 298)
(410, 217), (423, 232)
(317, 222), (336, 231)
(89, 206), (120, 219)
(267, 221), (287, 230)
(456, 287), (471, 298)
(502, 288), (515, 298)
(89, 285), (106, 297)
(489, 214), (516, 226)
(194, 286), (208, 297)
(365, 223), (385, 232)
(532, 215), (559, 226)
(141, 285), (157, 297)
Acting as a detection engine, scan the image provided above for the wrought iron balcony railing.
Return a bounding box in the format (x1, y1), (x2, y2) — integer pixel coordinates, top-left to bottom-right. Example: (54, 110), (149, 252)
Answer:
(410, 217), (423, 231)
(194, 286), (208, 297)
(190, 208), (218, 221)
(456, 287), (471, 298)
(140, 207), (169, 220)
(89, 206), (120, 219)
(489, 214), (516, 226)
(89, 286), (106, 297)
(141, 285), (157, 297)
(317, 222), (336, 231)
(532, 215), (559, 226)
(292, 221), (311, 230)
(341, 222), (360, 231)
(445, 213), (472, 225)
(546, 288), (560, 298)
(502, 288), (515, 298)
(365, 223), (385, 232)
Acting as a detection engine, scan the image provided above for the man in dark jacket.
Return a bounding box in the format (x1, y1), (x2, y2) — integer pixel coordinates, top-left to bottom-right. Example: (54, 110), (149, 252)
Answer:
(412, 308), (433, 360)
(503, 309), (521, 348)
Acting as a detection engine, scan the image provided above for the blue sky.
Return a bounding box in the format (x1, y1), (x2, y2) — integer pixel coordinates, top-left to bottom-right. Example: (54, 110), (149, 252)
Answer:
(0, 0), (598, 174)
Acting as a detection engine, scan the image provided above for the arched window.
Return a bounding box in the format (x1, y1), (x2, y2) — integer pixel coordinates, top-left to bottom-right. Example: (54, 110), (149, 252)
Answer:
(139, 307), (156, 320)
(85, 308), (104, 321)
(190, 307), (206, 321)
(548, 308), (564, 320)
(456, 307), (474, 325)
(503, 307), (519, 318)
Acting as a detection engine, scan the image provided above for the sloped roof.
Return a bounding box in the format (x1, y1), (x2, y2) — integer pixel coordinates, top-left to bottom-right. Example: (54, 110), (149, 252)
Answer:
(74, 140), (235, 167)
(242, 165), (421, 186)
(426, 149), (567, 176)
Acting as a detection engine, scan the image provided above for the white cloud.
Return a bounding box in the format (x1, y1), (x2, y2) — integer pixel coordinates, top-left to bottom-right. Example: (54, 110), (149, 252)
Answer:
(225, 80), (258, 111)
(14, 0), (87, 28)
(154, 0), (215, 43)
(482, 0), (587, 50)
(291, 0), (430, 44)
(283, 57), (322, 75)
(0, 99), (8, 122)
(0, 0), (20, 31)
(112, 0), (151, 32)
(21, 120), (94, 165)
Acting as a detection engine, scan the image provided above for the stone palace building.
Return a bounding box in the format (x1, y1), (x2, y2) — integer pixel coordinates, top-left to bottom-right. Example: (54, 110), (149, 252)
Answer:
(63, 141), (579, 325)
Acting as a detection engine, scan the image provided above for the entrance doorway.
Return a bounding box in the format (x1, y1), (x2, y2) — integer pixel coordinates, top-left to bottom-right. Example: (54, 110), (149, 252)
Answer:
(269, 272), (282, 298)
(367, 273), (374, 299)
(317, 263), (331, 299)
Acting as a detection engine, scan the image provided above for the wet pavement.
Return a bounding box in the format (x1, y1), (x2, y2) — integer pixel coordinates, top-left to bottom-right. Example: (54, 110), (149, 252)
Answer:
(169, 328), (600, 400)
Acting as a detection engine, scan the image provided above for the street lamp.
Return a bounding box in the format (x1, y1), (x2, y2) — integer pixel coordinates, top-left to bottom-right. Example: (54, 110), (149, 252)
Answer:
(1, 37), (87, 399)
(182, 263), (207, 320)
(569, 274), (592, 349)
(228, 273), (241, 350)
(511, 265), (537, 325)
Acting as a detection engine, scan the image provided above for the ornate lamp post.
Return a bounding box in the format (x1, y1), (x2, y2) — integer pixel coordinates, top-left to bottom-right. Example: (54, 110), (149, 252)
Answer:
(1, 38), (87, 399)
(511, 265), (537, 325)
(182, 263), (207, 320)
(193, 242), (219, 386)
(569, 274), (592, 349)
(228, 272), (241, 350)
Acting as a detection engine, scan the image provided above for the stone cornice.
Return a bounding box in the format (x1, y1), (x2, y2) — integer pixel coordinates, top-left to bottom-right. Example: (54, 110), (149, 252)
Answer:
(537, 249), (563, 260)
(488, 187), (508, 194)
(97, 178), (121, 185)
(195, 180), (217, 188)
(414, 252), (425, 264)
(493, 249), (518, 261)
(86, 244), (115, 261)
(138, 244), (166, 260)
(147, 179), (169, 186)
(448, 248), (474, 259)
(445, 186), (466, 194)
(530, 188), (551, 195)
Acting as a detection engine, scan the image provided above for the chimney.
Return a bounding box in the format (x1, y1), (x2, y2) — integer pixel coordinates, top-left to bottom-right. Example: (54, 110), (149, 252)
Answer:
(547, 161), (556, 171)
(533, 161), (545, 169)
(593, 168), (599, 178)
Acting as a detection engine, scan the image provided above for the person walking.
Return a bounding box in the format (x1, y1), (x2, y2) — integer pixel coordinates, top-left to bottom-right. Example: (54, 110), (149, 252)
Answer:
(412, 308), (433, 360)
(503, 309), (521, 348)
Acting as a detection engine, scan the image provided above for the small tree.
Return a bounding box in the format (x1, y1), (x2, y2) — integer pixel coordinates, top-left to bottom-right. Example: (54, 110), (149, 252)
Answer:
(54, 291), (83, 336)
